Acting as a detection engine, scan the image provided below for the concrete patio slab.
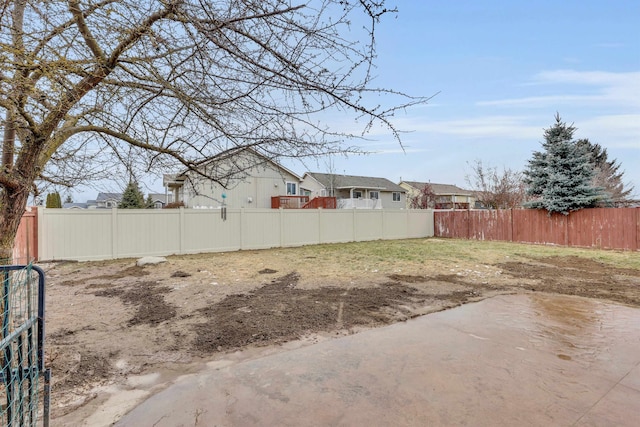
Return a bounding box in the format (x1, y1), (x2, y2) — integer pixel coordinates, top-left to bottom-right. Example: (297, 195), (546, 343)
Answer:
(116, 294), (640, 426)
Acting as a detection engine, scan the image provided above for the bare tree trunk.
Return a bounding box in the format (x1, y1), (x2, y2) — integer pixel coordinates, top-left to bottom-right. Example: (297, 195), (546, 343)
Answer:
(0, 184), (29, 264)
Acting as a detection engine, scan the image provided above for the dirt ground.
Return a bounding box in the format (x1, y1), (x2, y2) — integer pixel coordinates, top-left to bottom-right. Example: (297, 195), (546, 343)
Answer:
(40, 238), (640, 423)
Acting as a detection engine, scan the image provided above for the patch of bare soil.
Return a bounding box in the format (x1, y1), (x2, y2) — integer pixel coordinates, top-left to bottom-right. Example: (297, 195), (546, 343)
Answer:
(192, 272), (432, 354)
(94, 281), (177, 326)
(497, 256), (640, 306)
(41, 248), (640, 424)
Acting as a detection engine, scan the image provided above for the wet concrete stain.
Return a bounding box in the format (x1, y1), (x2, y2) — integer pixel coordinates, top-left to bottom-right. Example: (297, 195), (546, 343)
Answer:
(118, 294), (640, 426)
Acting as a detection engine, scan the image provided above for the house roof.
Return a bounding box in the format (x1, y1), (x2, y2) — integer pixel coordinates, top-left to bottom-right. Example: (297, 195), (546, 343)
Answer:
(96, 192), (123, 202)
(305, 172), (405, 192)
(401, 181), (471, 196)
(63, 202), (88, 209)
(148, 193), (173, 203)
(169, 147), (301, 185)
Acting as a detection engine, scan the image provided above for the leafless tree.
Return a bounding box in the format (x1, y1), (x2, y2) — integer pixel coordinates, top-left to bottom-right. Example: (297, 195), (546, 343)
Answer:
(466, 160), (526, 209)
(0, 0), (428, 261)
(576, 139), (635, 206)
(408, 183), (436, 209)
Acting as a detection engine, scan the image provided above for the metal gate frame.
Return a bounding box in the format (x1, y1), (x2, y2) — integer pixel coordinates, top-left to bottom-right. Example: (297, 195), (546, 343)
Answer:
(0, 264), (50, 427)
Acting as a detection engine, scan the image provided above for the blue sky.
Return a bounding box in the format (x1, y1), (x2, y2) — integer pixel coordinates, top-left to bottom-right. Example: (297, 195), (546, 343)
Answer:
(72, 1), (638, 201)
(294, 0), (639, 194)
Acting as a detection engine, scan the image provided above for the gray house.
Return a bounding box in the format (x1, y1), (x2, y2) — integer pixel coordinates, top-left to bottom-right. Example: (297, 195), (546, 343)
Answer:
(147, 193), (174, 209)
(301, 172), (406, 209)
(63, 192), (123, 209)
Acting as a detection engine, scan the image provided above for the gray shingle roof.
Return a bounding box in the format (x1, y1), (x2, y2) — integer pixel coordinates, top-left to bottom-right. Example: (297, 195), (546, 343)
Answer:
(403, 181), (471, 196)
(307, 172), (405, 192)
(96, 192), (123, 202)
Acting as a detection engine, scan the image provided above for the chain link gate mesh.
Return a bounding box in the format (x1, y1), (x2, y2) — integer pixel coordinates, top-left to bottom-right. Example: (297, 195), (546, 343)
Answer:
(1, 264), (50, 427)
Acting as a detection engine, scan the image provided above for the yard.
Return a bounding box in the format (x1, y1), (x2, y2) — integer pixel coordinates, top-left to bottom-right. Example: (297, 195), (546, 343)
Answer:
(42, 238), (640, 424)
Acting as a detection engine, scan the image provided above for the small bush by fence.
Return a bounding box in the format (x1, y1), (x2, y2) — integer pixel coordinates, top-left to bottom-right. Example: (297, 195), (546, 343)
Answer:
(434, 208), (639, 251)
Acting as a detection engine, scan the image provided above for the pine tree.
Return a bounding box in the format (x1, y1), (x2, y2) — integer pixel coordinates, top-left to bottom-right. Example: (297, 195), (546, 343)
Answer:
(64, 194), (73, 204)
(576, 139), (634, 205)
(119, 182), (145, 209)
(46, 191), (62, 208)
(524, 114), (605, 214)
(145, 194), (154, 209)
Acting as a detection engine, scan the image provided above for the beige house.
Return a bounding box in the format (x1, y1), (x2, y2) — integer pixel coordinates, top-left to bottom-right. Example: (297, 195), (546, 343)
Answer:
(301, 172), (406, 209)
(399, 181), (475, 209)
(164, 148), (302, 209)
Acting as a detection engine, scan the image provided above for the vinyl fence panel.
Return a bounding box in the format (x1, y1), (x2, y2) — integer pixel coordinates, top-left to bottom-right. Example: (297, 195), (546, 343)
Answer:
(36, 208), (434, 261)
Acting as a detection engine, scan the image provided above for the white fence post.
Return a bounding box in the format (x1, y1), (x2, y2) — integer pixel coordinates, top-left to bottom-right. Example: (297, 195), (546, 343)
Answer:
(179, 207), (185, 255)
(111, 208), (118, 259)
(279, 208), (284, 247)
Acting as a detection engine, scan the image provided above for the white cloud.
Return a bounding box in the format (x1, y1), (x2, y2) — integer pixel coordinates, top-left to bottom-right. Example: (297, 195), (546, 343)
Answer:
(368, 147), (433, 155)
(577, 114), (640, 149)
(390, 115), (543, 140)
(477, 70), (640, 109)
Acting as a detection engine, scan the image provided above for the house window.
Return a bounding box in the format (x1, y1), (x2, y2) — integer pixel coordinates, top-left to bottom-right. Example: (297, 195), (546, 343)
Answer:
(392, 192), (401, 202)
(369, 191), (379, 199)
(286, 182), (297, 195)
(353, 190), (363, 199)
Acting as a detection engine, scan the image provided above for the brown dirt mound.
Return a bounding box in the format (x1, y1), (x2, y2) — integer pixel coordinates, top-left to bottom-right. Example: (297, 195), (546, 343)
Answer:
(192, 272), (430, 354)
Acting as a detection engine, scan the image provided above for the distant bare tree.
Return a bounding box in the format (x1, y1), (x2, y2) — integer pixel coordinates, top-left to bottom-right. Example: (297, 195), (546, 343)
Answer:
(409, 183), (436, 209)
(0, 0), (429, 261)
(466, 160), (526, 209)
(576, 139), (635, 205)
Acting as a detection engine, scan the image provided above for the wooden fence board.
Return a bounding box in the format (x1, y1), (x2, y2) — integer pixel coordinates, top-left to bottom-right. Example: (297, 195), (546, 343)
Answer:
(435, 208), (639, 251)
(12, 208), (38, 263)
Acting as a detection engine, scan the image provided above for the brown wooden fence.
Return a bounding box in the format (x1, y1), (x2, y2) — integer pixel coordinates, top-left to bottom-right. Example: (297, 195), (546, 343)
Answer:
(434, 208), (639, 251)
(12, 208), (39, 263)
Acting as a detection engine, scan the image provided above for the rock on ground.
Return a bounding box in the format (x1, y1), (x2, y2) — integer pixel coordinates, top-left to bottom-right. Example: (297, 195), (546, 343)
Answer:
(136, 256), (167, 267)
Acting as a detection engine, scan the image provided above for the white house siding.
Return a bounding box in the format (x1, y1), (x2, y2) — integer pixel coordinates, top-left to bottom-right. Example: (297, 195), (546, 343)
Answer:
(300, 175), (326, 198)
(380, 191), (406, 209)
(183, 164), (300, 209)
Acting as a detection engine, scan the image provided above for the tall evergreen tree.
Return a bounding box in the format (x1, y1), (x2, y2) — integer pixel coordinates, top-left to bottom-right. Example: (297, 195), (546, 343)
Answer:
(119, 182), (145, 209)
(46, 191), (62, 208)
(524, 115), (606, 214)
(576, 139), (634, 205)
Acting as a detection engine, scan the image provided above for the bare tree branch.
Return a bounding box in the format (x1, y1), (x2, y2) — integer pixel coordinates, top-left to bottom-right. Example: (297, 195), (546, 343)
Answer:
(0, 0), (429, 260)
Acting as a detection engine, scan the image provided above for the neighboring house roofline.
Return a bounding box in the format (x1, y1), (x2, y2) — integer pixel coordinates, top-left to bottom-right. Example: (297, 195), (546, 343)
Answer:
(400, 181), (472, 196)
(335, 186), (387, 190)
(305, 172), (405, 192)
(171, 147), (302, 184)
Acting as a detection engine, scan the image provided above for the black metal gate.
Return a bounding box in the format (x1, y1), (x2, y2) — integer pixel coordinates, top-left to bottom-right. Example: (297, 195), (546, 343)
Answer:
(0, 265), (50, 427)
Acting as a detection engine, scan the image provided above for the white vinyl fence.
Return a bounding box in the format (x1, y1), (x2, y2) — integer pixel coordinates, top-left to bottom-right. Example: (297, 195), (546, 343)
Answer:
(38, 208), (434, 261)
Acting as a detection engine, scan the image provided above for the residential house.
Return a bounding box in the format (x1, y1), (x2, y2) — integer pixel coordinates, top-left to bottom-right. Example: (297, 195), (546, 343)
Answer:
(163, 148), (303, 209)
(147, 193), (174, 209)
(399, 181), (475, 209)
(301, 172), (406, 209)
(62, 192), (122, 209)
(63, 202), (89, 209)
(95, 192), (122, 209)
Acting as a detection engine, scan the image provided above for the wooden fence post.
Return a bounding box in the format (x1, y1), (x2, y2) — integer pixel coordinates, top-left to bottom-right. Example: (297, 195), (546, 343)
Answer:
(636, 207), (639, 251)
(509, 209), (514, 242)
